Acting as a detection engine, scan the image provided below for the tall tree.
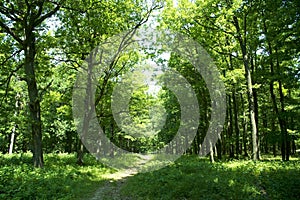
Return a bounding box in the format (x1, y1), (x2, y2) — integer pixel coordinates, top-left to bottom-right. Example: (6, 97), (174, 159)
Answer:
(0, 0), (61, 167)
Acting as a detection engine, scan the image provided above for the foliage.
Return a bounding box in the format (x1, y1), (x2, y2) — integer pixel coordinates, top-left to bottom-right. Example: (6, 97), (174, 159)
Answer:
(0, 153), (114, 200)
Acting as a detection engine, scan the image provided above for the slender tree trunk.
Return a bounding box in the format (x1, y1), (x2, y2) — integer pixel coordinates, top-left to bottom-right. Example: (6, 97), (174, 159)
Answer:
(289, 105), (296, 155)
(251, 55), (260, 160)
(228, 94), (234, 158)
(77, 53), (95, 165)
(233, 15), (258, 160)
(209, 141), (215, 163)
(193, 133), (199, 154)
(292, 139), (296, 155)
(278, 79), (289, 161)
(9, 128), (16, 154)
(216, 139), (222, 160)
(232, 90), (240, 157)
(240, 94), (248, 157)
(77, 141), (85, 165)
(9, 93), (19, 154)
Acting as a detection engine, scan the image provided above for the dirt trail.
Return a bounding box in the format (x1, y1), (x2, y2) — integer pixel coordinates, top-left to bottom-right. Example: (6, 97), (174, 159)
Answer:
(89, 170), (136, 200)
(89, 155), (152, 200)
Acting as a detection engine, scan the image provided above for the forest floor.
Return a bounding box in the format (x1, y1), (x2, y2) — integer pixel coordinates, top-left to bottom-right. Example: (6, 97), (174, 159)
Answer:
(0, 153), (300, 200)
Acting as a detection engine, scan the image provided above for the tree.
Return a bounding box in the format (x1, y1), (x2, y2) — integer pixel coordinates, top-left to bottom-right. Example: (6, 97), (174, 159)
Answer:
(0, 0), (62, 167)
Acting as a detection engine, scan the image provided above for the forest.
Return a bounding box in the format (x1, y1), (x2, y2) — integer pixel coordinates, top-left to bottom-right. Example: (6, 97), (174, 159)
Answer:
(0, 0), (299, 199)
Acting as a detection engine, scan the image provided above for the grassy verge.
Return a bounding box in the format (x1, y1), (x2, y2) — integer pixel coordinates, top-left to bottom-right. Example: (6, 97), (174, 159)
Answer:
(121, 155), (300, 200)
(0, 153), (115, 200)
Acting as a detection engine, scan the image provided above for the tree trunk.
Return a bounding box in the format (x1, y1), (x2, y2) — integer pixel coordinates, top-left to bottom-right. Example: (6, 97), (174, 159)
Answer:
(9, 93), (19, 154)
(233, 15), (258, 160)
(232, 91), (240, 158)
(216, 139), (222, 160)
(278, 79), (289, 161)
(24, 32), (43, 168)
(77, 53), (95, 165)
(209, 141), (215, 163)
(77, 140), (85, 165)
(9, 129), (16, 154)
(241, 94), (249, 157)
(251, 55), (260, 160)
(228, 94), (234, 158)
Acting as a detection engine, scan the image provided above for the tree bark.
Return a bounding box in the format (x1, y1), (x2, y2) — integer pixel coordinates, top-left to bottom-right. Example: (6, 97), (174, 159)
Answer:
(24, 31), (43, 168)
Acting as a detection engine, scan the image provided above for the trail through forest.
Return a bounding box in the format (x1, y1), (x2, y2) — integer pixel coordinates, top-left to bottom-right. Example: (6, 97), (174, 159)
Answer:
(90, 155), (152, 200)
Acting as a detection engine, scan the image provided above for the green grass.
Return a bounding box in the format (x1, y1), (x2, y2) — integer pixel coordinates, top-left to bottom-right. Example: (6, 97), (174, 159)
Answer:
(121, 155), (300, 200)
(0, 153), (115, 200)
(1, 153), (299, 200)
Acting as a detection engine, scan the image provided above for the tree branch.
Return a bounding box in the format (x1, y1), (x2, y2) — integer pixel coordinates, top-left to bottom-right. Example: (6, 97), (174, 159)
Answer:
(0, 6), (22, 22)
(34, 5), (60, 27)
(0, 21), (23, 44)
(35, 0), (46, 19)
(0, 49), (22, 66)
(194, 19), (235, 36)
(52, 58), (81, 70)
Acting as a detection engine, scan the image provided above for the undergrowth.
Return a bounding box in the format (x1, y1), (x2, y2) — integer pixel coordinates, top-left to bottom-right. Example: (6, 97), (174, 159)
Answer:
(0, 153), (114, 200)
(121, 155), (300, 200)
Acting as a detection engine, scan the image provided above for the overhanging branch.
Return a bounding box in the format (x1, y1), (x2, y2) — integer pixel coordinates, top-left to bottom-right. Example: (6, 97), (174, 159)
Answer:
(0, 21), (23, 44)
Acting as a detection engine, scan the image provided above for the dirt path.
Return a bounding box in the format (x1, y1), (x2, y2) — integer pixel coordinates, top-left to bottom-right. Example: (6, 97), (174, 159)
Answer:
(89, 170), (136, 200)
(89, 155), (152, 200)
